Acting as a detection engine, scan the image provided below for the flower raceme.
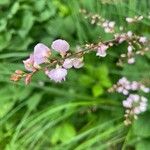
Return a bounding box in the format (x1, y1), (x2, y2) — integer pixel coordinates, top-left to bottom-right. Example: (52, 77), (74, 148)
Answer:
(11, 39), (89, 84)
(11, 32), (149, 85)
(109, 77), (149, 125)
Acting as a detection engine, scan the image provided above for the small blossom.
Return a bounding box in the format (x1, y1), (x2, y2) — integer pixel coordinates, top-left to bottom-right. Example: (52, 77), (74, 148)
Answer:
(96, 44), (108, 57)
(139, 36), (147, 44)
(72, 58), (84, 68)
(137, 15), (143, 21)
(108, 21), (115, 28)
(115, 34), (126, 43)
(51, 39), (70, 55)
(10, 73), (21, 82)
(63, 58), (84, 69)
(127, 45), (133, 53)
(25, 74), (32, 85)
(46, 67), (67, 83)
(126, 17), (134, 23)
(128, 58), (135, 64)
(140, 85), (150, 93)
(127, 31), (133, 37)
(23, 54), (35, 72)
(123, 94), (147, 115)
(63, 58), (73, 69)
(15, 70), (24, 75)
(130, 81), (139, 90)
(34, 43), (51, 65)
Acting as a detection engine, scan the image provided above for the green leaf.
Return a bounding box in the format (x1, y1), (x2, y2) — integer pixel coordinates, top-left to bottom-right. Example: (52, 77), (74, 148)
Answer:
(136, 139), (150, 150)
(51, 126), (62, 145)
(96, 65), (109, 78)
(8, 2), (20, 19)
(33, 0), (46, 12)
(59, 123), (76, 143)
(51, 123), (76, 144)
(133, 112), (150, 137)
(0, 32), (12, 51)
(27, 94), (42, 111)
(79, 75), (94, 87)
(99, 76), (112, 88)
(0, 0), (10, 5)
(18, 11), (34, 38)
(92, 84), (104, 97)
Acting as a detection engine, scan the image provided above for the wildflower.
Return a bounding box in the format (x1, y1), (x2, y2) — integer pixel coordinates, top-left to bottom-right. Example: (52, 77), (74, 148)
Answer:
(128, 57), (135, 64)
(103, 21), (115, 33)
(139, 36), (147, 44)
(127, 45), (133, 53)
(46, 67), (67, 83)
(23, 54), (35, 72)
(123, 94), (147, 114)
(130, 81), (139, 90)
(15, 70), (24, 75)
(127, 31), (133, 37)
(63, 58), (84, 69)
(126, 17), (134, 23)
(96, 44), (108, 57)
(140, 85), (150, 93)
(115, 33), (126, 43)
(25, 74), (32, 85)
(34, 43), (51, 65)
(123, 94), (148, 125)
(10, 73), (21, 82)
(51, 39), (70, 56)
(108, 21), (115, 28)
(72, 58), (84, 68)
(137, 15), (143, 21)
(63, 58), (73, 69)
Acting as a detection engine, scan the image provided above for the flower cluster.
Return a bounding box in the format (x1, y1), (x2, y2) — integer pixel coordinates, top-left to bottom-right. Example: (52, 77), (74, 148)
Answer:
(11, 38), (112, 84)
(115, 31), (149, 66)
(108, 77), (149, 125)
(108, 77), (150, 95)
(11, 31), (149, 85)
(126, 15), (144, 23)
(80, 9), (116, 33)
(80, 9), (149, 66)
(123, 94), (147, 125)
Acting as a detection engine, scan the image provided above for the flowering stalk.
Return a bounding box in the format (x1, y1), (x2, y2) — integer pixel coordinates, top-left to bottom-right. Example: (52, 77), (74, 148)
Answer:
(109, 77), (149, 125)
(10, 38), (116, 84)
(10, 31), (149, 85)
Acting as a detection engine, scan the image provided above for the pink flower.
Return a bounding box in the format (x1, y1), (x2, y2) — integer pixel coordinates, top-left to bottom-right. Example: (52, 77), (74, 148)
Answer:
(96, 44), (108, 57)
(63, 58), (73, 69)
(139, 37), (147, 43)
(63, 58), (84, 69)
(34, 43), (51, 65)
(46, 67), (67, 83)
(72, 58), (84, 68)
(23, 54), (35, 71)
(126, 17), (134, 23)
(51, 39), (70, 55)
(128, 58), (135, 64)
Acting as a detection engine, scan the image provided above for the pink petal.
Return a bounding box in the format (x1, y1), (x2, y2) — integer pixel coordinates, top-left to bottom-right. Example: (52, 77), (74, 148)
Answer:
(63, 58), (73, 69)
(51, 39), (70, 54)
(72, 58), (84, 68)
(96, 44), (108, 57)
(34, 43), (51, 65)
(46, 67), (67, 83)
(23, 54), (35, 71)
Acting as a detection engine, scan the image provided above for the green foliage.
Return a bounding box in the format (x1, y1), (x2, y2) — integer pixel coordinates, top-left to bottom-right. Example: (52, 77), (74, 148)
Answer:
(0, 0), (150, 149)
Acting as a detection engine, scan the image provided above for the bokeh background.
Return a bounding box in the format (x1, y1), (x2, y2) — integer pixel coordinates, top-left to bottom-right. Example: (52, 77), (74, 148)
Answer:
(0, 0), (150, 149)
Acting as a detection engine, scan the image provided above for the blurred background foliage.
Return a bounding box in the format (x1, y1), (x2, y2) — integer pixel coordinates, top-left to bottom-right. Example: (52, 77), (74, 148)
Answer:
(0, 0), (150, 149)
